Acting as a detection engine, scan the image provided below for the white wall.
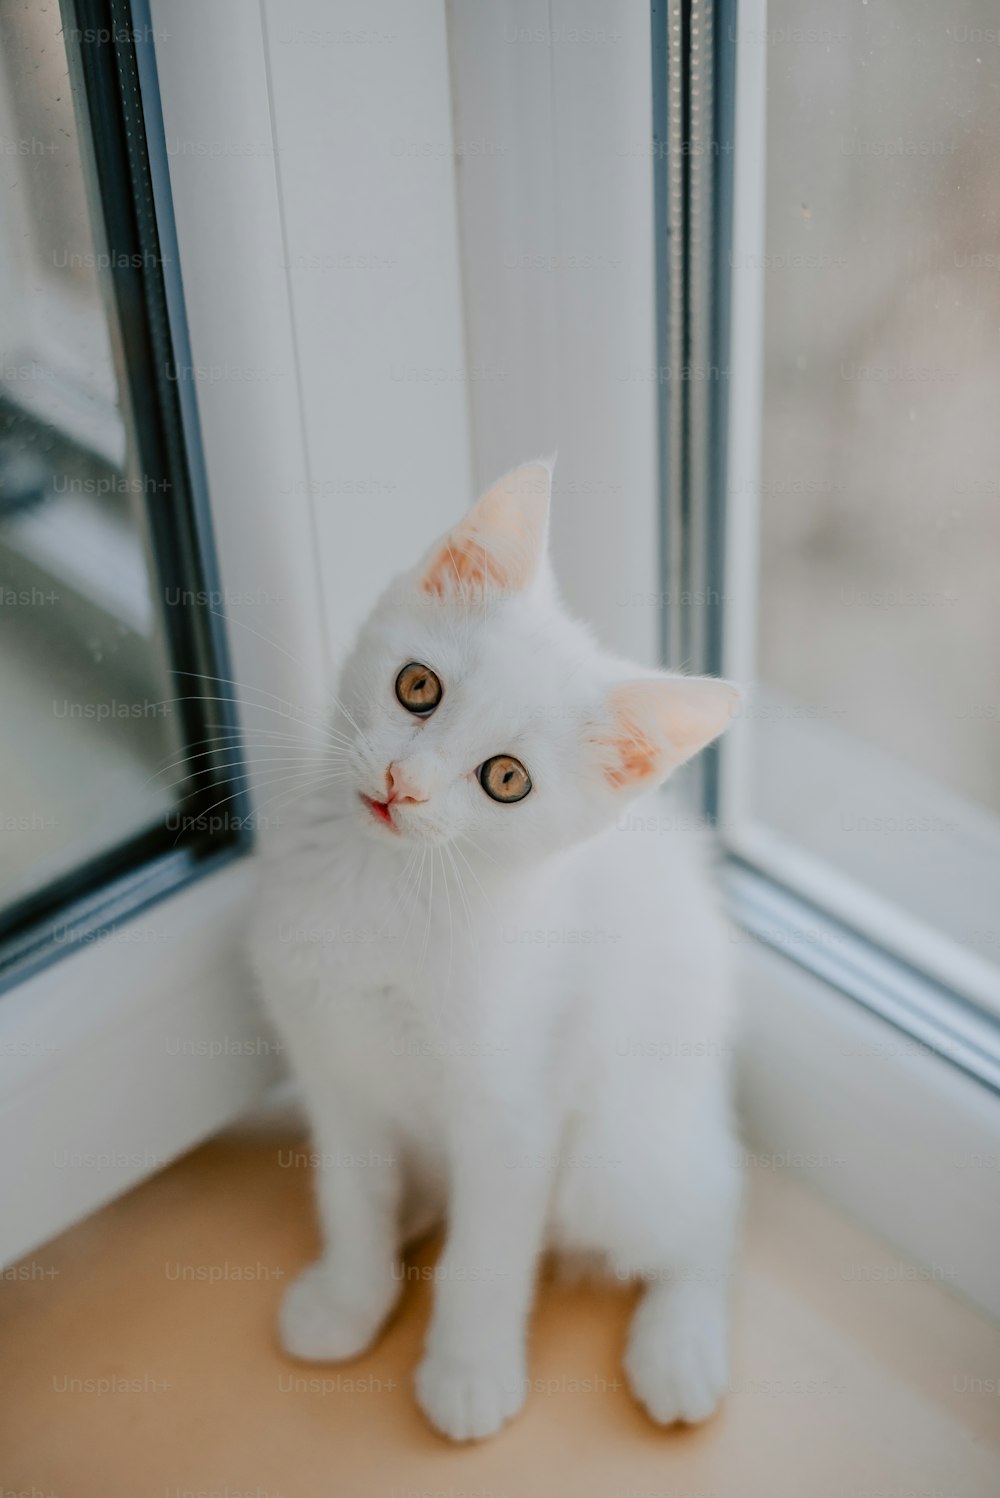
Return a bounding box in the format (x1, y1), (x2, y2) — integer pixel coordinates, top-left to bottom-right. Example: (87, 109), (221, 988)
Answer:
(447, 0), (660, 665)
(261, 0), (474, 663)
(179, 0), (661, 671)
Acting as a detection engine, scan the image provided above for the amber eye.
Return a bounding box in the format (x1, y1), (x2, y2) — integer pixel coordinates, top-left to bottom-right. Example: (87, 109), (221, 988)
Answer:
(479, 754), (532, 804)
(395, 662), (442, 715)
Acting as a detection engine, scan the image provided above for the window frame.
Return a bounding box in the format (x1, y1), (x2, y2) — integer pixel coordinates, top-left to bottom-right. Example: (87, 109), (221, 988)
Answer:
(0, 0), (256, 989)
(653, 0), (1000, 1092)
(0, 0), (327, 1266)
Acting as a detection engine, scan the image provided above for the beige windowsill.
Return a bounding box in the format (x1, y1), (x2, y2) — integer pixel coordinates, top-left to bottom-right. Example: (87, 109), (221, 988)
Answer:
(1, 1137), (997, 1496)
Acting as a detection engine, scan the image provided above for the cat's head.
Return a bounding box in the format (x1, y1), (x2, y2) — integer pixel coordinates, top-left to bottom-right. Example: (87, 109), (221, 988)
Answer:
(337, 461), (738, 864)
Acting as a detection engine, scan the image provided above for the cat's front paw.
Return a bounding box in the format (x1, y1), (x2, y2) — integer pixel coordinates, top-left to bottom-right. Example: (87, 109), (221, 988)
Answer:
(624, 1282), (729, 1426)
(279, 1259), (399, 1363)
(415, 1346), (526, 1441)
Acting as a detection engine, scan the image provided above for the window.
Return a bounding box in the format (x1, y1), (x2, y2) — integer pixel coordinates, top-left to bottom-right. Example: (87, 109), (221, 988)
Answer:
(659, 0), (1000, 1085)
(0, 0), (248, 985)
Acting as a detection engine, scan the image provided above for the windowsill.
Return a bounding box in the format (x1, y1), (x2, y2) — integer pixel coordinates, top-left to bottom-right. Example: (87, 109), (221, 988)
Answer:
(1, 1135), (997, 1491)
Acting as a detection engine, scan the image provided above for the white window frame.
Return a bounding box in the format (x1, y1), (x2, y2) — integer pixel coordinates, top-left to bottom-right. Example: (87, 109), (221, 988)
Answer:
(0, 0), (309, 1265)
(720, 0), (1000, 1023)
(721, 0), (1000, 1316)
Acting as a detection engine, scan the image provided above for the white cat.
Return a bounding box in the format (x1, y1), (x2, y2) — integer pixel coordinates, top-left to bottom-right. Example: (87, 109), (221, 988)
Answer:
(250, 460), (742, 1441)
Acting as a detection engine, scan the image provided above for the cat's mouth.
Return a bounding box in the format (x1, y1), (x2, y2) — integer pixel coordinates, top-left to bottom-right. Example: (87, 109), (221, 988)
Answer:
(359, 793), (399, 833)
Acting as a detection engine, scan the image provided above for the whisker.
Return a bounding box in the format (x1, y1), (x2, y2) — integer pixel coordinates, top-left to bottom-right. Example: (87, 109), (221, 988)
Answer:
(419, 844), (436, 975)
(450, 838), (495, 912)
(378, 848), (421, 940)
(172, 666), (321, 719)
(145, 730), (339, 782)
(147, 744), (345, 789)
(171, 762), (350, 845)
(444, 842), (473, 937)
(439, 843), (479, 994)
(179, 674), (359, 754)
(326, 691), (372, 752)
(152, 751), (330, 797)
(457, 831), (510, 873)
(208, 606), (307, 673)
(170, 674), (358, 753)
(402, 849), (427, 948)
(178, 726), (327, 753)
(244, 767), (356, 828)
(172, 670), (348, 739)
(147, 693), (333, 737)
(194, 722), (354, 759)
(438, 845), (454, 993)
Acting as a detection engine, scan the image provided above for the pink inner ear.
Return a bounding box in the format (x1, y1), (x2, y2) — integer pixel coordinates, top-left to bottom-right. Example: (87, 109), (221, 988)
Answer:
(594, 677), (738, 790)
(420, 463), (550, 601)
(422, 531), (510, 600)
(598, 688), (667, 789)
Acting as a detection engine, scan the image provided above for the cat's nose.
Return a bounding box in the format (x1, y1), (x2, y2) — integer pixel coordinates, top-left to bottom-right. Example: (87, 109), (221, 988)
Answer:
(386, 761), (429, 806)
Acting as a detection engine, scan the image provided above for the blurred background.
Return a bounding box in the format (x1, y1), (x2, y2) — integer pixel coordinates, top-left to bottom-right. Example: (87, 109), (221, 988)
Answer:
(761, 0), (1000, 817)
(748, 0), (1000, 989)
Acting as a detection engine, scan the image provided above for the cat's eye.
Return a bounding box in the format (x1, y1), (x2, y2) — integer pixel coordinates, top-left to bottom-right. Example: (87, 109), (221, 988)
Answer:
(479, 754), (532, 804)
(395, 662), (442, 715)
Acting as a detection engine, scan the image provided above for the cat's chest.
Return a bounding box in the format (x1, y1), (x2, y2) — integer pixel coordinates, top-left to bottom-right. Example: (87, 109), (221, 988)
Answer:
(280, 978), (451, 1141)
(331, 981), (445, 1067)
(260, 838), (497, 991)
(261, 847), (409, 976)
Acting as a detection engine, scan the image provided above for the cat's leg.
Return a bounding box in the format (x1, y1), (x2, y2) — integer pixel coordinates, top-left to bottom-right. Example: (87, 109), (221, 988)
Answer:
(556, 1082), (741, 1426)
(414, 1099), (553, 1441)
(622, 1230), (736, 1425)
(620, 1139), (741, 1425)
(279, 1070), (404, 1363)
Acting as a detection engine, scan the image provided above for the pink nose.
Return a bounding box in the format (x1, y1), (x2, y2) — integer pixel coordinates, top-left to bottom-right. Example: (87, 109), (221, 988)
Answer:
(386, 762), (428, 806)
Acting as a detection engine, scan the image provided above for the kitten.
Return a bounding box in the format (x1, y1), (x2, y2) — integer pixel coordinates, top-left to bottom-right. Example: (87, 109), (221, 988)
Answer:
(250, 460), (742, 1441)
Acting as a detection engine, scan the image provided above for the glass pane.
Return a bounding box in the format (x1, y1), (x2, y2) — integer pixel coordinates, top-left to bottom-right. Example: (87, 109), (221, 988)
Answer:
(0, 0), (181, 910)
(742, 0), (1000, 987)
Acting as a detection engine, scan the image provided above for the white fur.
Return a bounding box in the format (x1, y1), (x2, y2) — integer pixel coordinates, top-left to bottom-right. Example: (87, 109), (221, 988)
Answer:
(250, 462), (742, 1441)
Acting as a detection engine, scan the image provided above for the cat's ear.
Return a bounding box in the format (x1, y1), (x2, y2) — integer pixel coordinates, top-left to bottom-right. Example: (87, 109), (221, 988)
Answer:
(418, 459), (552, 602)
(591, 675), (740, 790)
